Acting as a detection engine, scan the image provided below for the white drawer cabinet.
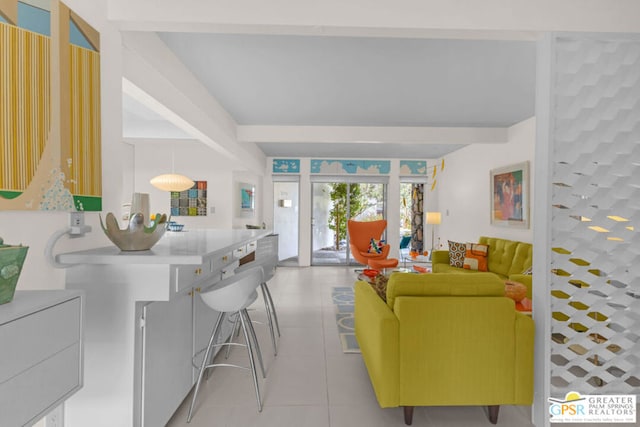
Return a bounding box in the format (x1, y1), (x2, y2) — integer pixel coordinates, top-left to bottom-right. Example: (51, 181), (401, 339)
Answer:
(256, 234), (279, 260)
(0, 290), (83, 427)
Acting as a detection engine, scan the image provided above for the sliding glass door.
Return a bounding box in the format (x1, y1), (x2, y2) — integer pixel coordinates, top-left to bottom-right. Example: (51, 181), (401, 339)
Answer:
(311, 178), (387, 266)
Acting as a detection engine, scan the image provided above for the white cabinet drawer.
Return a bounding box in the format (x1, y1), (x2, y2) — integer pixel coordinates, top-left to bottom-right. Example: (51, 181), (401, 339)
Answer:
(0, 297), (81, 383)
(0, 343), (81, 427)
(175, 262), (210, 293)
(221, 260), (240, 279)
(212, 252), (233, 272)
(232, 246), (246, 259)
(246, 240), (257, 254)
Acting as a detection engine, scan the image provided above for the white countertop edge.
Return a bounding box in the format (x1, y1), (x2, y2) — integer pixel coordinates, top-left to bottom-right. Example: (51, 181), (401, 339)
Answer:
(56, 229), (274, 266)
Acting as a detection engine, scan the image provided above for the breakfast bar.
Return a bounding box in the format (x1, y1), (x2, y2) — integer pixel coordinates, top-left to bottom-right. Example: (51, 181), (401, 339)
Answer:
(57, 229), (274, 427)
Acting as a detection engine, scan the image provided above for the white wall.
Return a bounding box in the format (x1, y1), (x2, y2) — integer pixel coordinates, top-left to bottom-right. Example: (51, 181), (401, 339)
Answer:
(131, 140), (236, 229)
(437, 117), (536, 245)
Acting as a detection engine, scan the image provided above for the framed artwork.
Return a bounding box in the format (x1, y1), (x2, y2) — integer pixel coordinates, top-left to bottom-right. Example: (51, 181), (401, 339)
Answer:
(490, 162), (529, 229)
(0, 1), (102, 211)
(239, 182), (255, 216)
(170, 181), (207, 216)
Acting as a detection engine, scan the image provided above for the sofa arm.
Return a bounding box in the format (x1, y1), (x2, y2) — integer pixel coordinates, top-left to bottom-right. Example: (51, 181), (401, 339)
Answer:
(354, 281), (400, 407)
(431, 249), (450, 265)
(509, 274), (532, 299)
(514, 312), (535, 404)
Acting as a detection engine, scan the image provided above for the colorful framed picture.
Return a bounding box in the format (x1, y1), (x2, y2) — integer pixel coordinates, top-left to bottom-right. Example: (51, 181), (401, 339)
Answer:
(170, 181), (207, 216)
(490, 162), (529, 229)
(239, 182), (255, 216)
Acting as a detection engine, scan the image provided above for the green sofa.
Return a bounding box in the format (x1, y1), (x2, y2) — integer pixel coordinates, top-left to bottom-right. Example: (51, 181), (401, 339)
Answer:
(432, 236), (533, 298)
(354, 272), (534, 425)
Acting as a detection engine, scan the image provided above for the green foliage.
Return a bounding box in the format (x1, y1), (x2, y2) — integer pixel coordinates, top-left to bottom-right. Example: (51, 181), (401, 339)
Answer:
(328, 183), (364, 249)
(400, 183), (412, 233)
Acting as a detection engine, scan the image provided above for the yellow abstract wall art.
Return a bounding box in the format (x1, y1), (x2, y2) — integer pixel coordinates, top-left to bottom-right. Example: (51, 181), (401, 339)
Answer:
(0, 0), (101, 211)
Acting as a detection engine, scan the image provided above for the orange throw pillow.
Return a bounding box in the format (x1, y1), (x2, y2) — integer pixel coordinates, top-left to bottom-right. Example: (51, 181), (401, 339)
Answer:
(463, 243), (489, 271)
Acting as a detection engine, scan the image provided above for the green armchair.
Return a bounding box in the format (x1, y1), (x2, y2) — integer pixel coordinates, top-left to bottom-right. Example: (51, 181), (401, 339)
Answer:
(354, 272), (534, 425)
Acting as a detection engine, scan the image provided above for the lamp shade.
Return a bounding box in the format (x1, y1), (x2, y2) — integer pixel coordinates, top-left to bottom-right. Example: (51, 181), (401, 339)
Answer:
(150, 174), (194, 192)
(426, 211), (442, 225)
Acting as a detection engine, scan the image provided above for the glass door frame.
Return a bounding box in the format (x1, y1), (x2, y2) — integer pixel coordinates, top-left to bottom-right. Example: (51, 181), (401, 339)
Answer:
(310, 175), (389, 266)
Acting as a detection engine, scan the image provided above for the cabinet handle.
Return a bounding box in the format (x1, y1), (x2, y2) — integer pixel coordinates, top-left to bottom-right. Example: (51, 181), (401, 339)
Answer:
(188, 291), (193, 296)
(223, 255), (228, 262)
(195, 268), (202, 275)
(195, 287), (201, 293)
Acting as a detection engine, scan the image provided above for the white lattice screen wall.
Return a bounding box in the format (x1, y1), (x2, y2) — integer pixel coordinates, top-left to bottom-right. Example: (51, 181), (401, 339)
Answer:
(550, 35), (640, 396)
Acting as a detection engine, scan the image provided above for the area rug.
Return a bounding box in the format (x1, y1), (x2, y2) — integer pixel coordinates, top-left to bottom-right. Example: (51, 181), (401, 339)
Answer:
(331, 287), (360, 353)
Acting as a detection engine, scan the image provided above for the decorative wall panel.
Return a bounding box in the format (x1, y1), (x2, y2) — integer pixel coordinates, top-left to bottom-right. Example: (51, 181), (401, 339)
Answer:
(272, 158), (300, 174)
(0, 24), (50, 193)
(310, 159), (390, 175)
(399, 160), (427, 176)
(550, 35), (640, 396)
(68, 44), (101, 210)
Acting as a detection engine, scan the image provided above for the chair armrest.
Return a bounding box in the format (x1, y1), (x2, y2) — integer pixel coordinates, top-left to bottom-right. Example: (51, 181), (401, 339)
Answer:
(354, 281), (400, 407)
(380, 244), (390, 258)
(432, 249), (450, 265)
(514, 312), (535, 404)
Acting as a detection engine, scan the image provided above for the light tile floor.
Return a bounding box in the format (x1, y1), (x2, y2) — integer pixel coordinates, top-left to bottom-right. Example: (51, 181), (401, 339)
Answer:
(166, 266), (535, 427)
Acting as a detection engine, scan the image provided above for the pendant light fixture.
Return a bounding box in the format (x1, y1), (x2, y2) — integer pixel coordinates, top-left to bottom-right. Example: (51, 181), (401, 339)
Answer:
(150, 148), (195, 192)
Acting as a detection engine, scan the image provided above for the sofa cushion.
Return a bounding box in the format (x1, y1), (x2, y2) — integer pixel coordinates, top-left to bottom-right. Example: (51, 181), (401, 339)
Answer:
(448, 240), (466, 267)
(463, 243), (489, 271)
(508, 242), (533, 277)
(479, 236), (518, 277)
(386, 272), (505, 310)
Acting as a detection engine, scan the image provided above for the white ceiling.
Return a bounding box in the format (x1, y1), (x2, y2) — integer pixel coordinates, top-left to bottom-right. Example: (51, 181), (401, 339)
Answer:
(123, 33), (536, 159)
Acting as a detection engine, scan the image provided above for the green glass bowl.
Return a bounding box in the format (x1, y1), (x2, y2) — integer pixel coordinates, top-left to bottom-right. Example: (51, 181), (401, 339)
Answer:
(0, 244), (29, 304)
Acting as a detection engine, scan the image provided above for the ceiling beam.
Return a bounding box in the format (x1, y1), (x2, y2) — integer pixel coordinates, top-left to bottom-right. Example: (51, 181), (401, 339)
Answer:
(121, 31), (266, 173)
(237, 125), (509, 145)
(108, 0), (640, 35)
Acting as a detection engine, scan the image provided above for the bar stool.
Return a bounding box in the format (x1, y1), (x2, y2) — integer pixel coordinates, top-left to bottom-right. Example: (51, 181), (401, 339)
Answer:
(187, 266), (265, 423)
(235, 254), (281, 355)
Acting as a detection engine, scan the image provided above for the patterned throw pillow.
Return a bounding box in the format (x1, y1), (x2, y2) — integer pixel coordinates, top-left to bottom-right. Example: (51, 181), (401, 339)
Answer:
(369, 273), (389, 302)
(522, 266), (533, 275)
(368, 238), (386, 254)
(463, 243), (489, 271)
(448, 240), (466, 267)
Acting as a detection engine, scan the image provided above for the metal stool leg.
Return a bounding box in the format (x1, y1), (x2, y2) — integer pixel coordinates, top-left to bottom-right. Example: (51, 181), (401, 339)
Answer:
(187, 312), (225, 423)
(224, 312), (241, 359)
(242, 309), (266, 378)
(261, 283), (278, 356)
(239, 309), (263, 412)
(262, 281), (280, 337)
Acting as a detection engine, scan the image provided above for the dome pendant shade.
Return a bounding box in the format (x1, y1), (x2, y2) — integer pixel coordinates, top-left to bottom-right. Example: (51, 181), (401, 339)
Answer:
(150, 174), (195, 192)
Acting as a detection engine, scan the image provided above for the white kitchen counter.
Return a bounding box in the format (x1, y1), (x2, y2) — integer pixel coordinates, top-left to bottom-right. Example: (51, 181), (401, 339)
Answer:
(58, 228), (274, 427)
(57, 228), (270, 265)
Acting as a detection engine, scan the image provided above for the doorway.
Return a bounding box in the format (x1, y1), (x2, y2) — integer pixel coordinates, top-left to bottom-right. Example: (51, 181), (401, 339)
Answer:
(311, 179), (386, 266)
(273, 179), (299, 266)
